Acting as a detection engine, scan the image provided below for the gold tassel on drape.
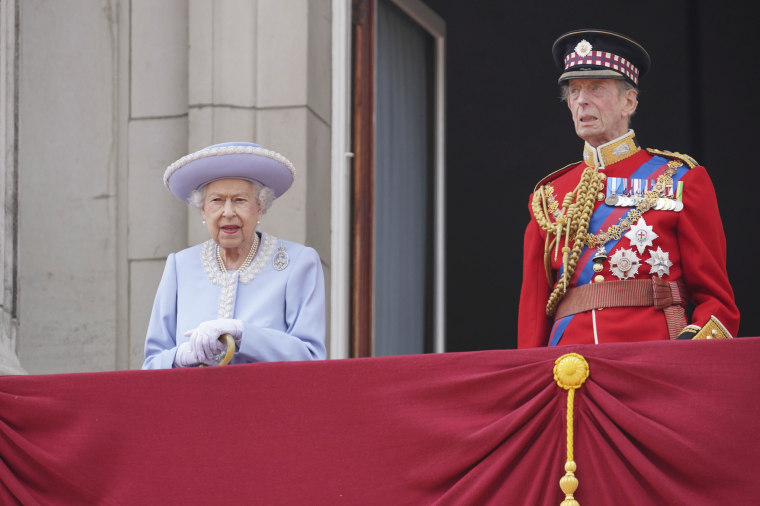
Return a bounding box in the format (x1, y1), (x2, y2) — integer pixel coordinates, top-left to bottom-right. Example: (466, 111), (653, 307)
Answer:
(553, 353), (590, 506)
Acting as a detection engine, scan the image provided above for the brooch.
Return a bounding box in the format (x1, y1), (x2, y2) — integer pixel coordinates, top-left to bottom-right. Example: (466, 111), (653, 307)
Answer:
(273, 245), (289, 271)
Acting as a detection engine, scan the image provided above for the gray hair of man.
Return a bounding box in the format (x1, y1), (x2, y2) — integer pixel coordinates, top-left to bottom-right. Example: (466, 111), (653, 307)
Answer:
(187, 180), (276, 214)
(559, 78), (638, 101)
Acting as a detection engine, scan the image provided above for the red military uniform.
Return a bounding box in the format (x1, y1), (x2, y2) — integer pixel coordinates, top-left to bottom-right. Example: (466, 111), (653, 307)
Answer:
(518, 130), (739, 347)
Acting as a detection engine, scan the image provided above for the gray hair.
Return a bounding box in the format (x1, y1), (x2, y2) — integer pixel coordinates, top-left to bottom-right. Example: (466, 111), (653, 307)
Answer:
(559, 79), (638, 102)
(188, 180), (276, 214)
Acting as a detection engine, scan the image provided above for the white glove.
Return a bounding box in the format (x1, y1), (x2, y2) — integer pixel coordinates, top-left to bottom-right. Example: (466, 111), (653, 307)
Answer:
(173, 342), (199, 368)
(184, 319), (243, 365)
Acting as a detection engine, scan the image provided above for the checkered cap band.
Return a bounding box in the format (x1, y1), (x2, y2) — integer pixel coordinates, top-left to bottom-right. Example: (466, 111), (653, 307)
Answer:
(564, 50), (640, 85)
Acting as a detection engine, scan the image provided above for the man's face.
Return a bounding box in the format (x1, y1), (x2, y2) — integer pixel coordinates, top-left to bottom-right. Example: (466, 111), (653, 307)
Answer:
(566, 79), (638, 147)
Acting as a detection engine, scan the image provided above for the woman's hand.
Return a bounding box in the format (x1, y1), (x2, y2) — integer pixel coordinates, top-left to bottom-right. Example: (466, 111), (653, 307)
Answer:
(184, 319), (243, 365)
(173, 342), (199, 367)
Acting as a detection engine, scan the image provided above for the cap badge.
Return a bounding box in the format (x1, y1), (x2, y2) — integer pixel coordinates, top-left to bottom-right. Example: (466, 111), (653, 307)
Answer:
(574, 40), (592, 57)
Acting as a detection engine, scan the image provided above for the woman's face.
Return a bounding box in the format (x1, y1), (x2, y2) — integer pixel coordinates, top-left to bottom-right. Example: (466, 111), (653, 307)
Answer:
(200, 178), (262, 253)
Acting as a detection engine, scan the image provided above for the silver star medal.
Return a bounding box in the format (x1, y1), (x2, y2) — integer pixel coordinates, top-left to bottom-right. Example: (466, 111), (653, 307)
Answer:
(625, 217), (658, 254)
(645, 246), (673, 277)
(609, 248), (640, 280)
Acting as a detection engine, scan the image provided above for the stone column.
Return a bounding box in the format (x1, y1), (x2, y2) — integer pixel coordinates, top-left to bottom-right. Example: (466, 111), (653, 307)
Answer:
(15, 1), (121, 373)
(1, 0), (26, 375)
(127, 0), (190, 368)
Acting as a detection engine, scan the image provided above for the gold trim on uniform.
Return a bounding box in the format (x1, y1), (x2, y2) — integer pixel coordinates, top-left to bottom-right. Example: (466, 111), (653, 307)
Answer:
(646, 148), (698, 169)
(528, 130), (697, 318)
(583, 130), (640, 169)
(692, 315), (732, 339)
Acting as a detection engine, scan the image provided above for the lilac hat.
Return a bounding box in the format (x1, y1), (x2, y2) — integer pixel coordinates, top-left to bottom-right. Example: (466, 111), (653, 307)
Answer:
(163, 142), (296, 203)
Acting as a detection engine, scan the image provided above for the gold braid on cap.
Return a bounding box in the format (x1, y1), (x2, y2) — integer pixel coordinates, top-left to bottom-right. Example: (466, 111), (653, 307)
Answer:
(532, 167), (605, 317)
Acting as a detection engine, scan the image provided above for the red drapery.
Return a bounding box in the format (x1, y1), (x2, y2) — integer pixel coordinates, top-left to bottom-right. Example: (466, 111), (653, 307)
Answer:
(1, 338), (758, 505)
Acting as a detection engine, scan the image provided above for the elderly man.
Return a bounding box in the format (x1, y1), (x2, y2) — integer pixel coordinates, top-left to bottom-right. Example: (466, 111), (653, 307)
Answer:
(518, 29), (739, 347)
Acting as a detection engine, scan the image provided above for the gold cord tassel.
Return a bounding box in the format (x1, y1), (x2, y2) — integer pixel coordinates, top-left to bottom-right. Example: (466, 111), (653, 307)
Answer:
(561, 246), (571, 290)
(553, 353), (590, 506)
(545, 168), (601, 317)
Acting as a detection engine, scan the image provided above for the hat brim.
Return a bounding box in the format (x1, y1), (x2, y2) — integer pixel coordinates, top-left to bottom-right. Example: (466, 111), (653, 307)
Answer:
(558, 68), (627, 83)
(164, 145), (295, 203)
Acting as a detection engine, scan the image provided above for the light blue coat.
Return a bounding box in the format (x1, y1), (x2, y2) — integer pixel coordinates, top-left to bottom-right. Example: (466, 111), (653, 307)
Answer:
(143, 233), (326, 369)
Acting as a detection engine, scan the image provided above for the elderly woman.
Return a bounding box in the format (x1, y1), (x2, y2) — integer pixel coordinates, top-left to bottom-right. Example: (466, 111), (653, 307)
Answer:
(142, 142), (326, 369)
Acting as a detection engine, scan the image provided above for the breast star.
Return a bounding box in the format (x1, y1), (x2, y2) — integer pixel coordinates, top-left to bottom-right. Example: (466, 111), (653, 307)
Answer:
(610, 248), (641, 280)
(625, 217), (658, 254)
(645, 246), (673, 277)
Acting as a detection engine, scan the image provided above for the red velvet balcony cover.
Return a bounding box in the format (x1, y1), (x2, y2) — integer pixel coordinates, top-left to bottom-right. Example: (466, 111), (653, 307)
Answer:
(1, 338), (758, 505)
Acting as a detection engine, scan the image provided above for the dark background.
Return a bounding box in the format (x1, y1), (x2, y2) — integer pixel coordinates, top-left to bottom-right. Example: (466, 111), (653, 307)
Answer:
(419, 1), (760, 350)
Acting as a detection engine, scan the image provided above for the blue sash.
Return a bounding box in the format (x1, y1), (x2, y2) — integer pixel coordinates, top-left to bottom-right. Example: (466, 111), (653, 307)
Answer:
(550, 156), (689, 346)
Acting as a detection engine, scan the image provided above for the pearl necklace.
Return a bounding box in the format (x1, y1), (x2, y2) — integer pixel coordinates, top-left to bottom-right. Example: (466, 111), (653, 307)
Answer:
(216, 233), (260, 272)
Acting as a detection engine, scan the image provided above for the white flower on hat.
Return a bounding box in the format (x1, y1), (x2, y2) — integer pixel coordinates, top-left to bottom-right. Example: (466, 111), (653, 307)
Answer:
(575, 39), (592, 57)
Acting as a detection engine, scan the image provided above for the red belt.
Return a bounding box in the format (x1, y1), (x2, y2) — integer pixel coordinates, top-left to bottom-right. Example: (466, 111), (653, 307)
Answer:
(554, 278), (688, 340)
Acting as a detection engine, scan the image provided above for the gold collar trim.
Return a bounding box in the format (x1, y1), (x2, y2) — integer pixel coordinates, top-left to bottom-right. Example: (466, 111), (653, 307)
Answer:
(582, 130), (640, 168)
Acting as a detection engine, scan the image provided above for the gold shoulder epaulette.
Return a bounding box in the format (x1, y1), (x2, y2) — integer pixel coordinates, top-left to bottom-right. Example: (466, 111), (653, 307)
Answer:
(533, 161), (581, 192)
(646, 148), (698, 169)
